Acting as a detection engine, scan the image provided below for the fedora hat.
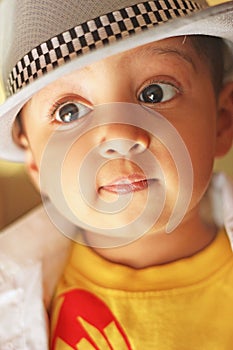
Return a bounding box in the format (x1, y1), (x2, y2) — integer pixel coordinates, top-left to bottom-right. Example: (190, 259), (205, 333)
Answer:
(0, 0), (232, 161)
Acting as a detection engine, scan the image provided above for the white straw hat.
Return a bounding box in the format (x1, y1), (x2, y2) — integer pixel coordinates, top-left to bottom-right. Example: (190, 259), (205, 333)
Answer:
(0, 0), (232, 161)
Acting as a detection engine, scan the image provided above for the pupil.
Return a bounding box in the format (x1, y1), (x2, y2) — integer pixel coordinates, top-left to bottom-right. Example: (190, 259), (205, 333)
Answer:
(142, 85), (163, 103)
(59, 103), (79, 122)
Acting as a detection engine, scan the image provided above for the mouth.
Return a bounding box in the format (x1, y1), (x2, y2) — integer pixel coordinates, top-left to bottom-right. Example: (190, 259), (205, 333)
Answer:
(99, 174), (156, 195)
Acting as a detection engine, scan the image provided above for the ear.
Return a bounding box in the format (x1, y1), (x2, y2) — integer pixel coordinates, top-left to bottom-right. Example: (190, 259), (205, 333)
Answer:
(14, 127), (40, 191)
(215, 82), (233, 157)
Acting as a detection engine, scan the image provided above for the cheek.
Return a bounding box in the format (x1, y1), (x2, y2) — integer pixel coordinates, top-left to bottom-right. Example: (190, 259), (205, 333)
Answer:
(60, 132), (95, 196)
(177, 115), (217, 202)
(165, 88), (218, 206)
(182, 121), (216, 166)
(27, 124), (53, 166)
(150, 139), (180, 207)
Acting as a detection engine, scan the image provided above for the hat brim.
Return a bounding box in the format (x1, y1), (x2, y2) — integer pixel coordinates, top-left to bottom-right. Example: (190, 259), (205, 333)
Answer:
(0, 1), (233, 162)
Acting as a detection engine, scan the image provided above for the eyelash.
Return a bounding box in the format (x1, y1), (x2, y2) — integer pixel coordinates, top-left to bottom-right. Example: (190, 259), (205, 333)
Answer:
(47, 77), (183, 122)
(48, 96), (89, 122)
(49, 100), (70, 121)
(151, 78), (180, 88)
(143, 77), (182, 95)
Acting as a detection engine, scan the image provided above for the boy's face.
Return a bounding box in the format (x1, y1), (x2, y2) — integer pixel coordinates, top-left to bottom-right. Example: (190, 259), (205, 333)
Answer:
(20, 36), (231, 243)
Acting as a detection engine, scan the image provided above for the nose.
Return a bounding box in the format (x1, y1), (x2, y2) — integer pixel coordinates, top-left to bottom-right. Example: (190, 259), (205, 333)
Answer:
(98, 126), (150, 159)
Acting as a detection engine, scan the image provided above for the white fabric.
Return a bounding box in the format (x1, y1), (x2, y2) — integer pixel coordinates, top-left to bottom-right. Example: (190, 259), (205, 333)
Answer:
(0, 257), (48, 350)
(0, 205), (71, 350)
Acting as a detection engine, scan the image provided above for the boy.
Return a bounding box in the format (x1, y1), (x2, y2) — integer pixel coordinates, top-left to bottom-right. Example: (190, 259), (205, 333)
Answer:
(0, 0), (233, 349)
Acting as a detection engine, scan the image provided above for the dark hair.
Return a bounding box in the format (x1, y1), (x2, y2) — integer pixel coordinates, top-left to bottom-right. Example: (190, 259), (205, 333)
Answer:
(190, 35), (225, 95)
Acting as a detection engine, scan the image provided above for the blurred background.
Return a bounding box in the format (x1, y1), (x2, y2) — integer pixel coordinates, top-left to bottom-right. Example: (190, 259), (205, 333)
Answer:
(0, 0), (232, 230)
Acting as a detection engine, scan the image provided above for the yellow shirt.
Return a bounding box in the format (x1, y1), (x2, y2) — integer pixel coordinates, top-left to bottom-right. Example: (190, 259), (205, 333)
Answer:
(50, 230), (233, 350)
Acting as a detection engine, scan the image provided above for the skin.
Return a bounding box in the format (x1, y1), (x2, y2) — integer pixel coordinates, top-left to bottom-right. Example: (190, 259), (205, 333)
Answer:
(18, 36), (233, 268)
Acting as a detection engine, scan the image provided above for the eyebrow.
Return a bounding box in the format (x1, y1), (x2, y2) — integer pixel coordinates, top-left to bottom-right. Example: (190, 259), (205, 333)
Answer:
(137, 45), (197, 72)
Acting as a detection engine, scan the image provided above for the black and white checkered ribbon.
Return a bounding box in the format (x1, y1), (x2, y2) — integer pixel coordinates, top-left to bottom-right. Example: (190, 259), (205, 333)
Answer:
(7, 0), (203, 95)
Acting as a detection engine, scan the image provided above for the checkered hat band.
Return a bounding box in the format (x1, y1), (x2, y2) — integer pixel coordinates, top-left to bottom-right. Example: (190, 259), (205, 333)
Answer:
(8, 0), (203, 95)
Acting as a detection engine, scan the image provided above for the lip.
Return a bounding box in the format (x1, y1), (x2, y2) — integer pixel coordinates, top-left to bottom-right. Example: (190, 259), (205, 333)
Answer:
(99, 174), (156, 195)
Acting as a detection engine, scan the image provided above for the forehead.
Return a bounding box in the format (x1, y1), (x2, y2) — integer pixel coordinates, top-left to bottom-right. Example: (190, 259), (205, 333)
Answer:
(109, 36), (196, 67)
(31, 36), (199, 100)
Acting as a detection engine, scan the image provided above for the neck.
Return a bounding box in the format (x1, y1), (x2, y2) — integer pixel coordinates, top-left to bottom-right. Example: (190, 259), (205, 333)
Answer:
(84, 211), (218, 268)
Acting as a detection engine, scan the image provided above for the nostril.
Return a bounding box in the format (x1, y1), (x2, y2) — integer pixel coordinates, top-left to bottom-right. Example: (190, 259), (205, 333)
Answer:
(99, 137), (149, 158)
(106, 149), (116, 155)
(99, 144), (118, 158)
(130, 143), (140, 152)
(130, 142), (146, 154)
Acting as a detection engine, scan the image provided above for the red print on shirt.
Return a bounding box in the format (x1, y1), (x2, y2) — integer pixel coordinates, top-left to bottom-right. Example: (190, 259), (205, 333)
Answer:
(51, 289), (132, 349)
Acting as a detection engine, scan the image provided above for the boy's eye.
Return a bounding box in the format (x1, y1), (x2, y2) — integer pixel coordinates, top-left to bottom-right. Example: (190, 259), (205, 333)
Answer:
(54, 101), (91, 123)
(139, 83), (178, 104)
